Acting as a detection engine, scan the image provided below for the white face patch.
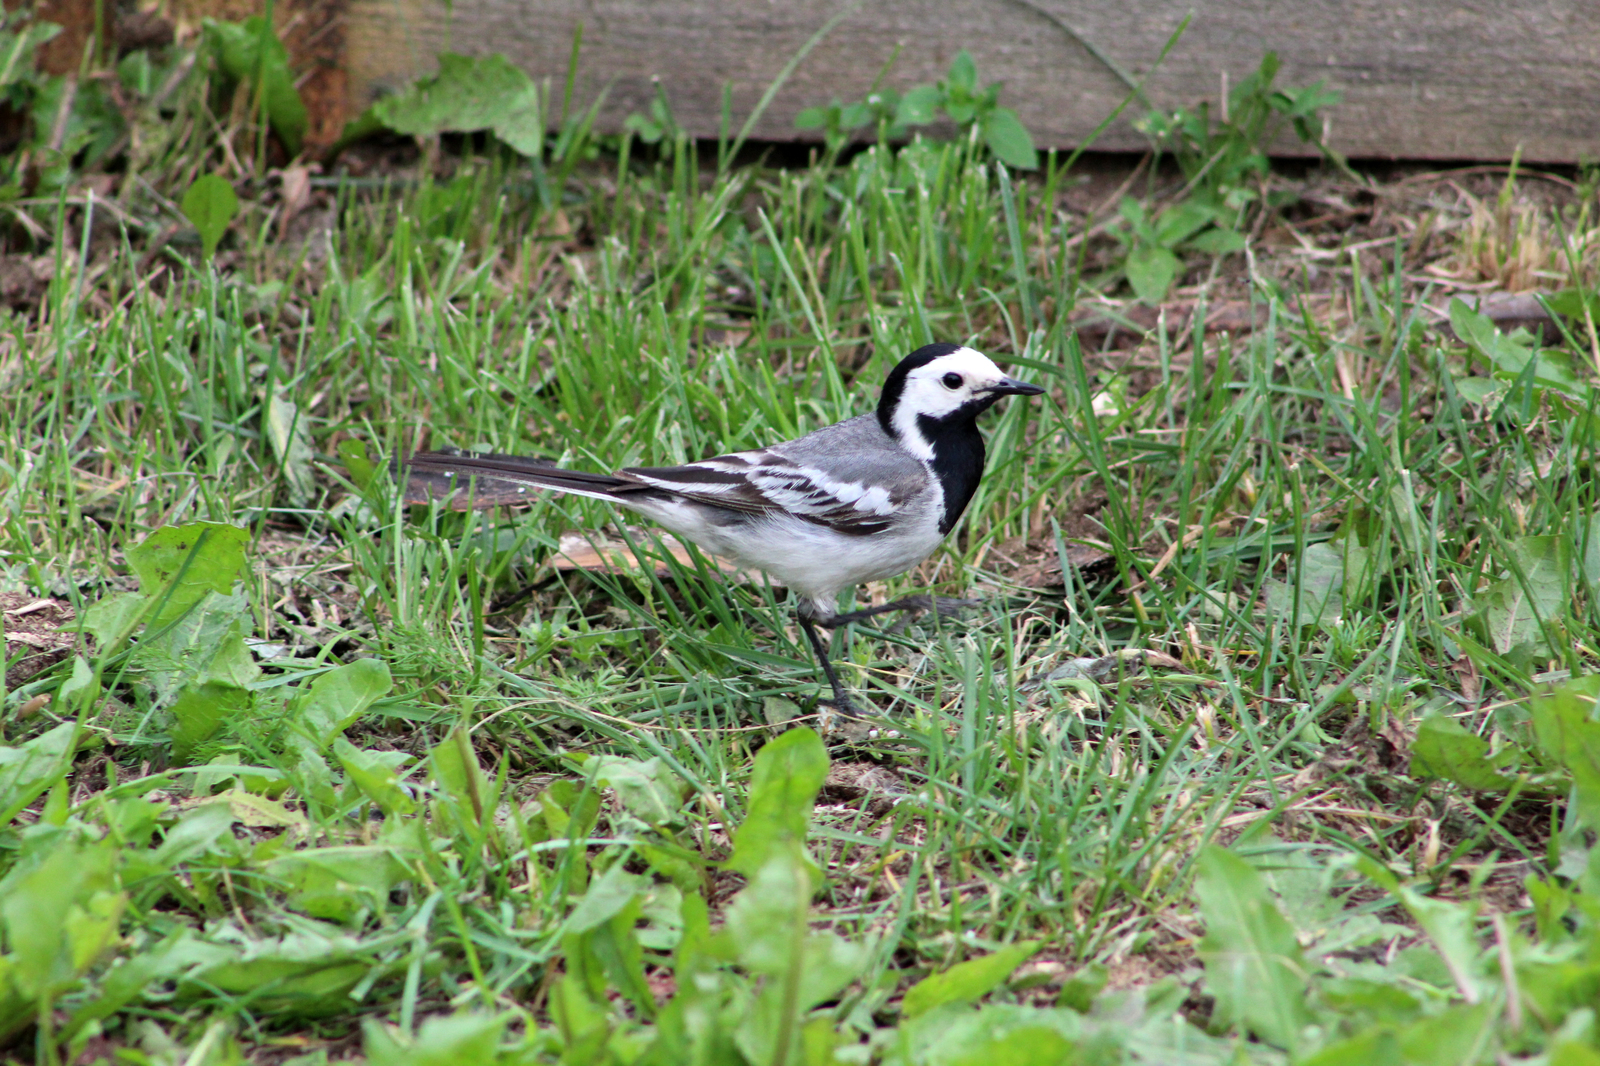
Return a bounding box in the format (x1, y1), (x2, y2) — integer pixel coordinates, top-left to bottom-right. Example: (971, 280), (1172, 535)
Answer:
(889, 347), (1010, 459)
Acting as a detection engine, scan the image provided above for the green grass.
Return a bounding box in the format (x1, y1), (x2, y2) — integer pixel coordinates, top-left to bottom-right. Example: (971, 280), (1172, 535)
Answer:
(5, 105), (1600, 1063)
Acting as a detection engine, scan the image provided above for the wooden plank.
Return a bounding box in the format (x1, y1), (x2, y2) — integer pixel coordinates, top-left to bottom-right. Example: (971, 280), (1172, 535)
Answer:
(343, 0), (1600, 163)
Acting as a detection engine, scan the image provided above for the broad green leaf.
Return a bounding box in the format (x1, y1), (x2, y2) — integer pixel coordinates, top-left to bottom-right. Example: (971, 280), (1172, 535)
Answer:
(136, 592), (255, 705)
(981, 107), (1036, 169)
(125, 521), (250, 631)
(1582, 511), (1600, 602)
(489, 91), (546, 157)
(897, 1004), (1083, 1066)
(671, 890), (717, 985)
(1186, 226), (1249, 254)
(266, 387), (316, 505)
(430, 723), (497, 839)
(0, 21), (62, 90)
(896, 84), (941, 126)
(1055, 962), (1107, 1012)
(1195, 846), (1312, 1050)
(724, 854), (846, 984)
(55, 656), (96, 714)
(946, 50), (977, 92)
(1125, 245), (1179, 306)
(267, 845), (412, 923)
(373, 53), (529, 135)
(365, 1011), (508, 1066)
(728, 726), (828, 878)
(148, 802), (236, 871)
(1337, 536), (1375, 600)
(945, 1026), (1075, 1065)
(1547, 287), (1600, 321)
(1264, 541), (1346, 628)
(1154, 201), (1215, 246)
(546, 977), (611, 1061)
(80, 592), (149, 649)
(199, 625), (259, 687)
(288, 738), (338, 815)
(1361, 867), (1485, 1007)
(371, 53), (545, 157)
(901, 941), (1041, 1018)
(727, 854), (868, 1065)
(1117, 195), (1154, 240)
(296, 658), (392, 748)
(181, 926), (383, 1013)
(566, 862), (648, 936)
(1481, 534), (1568, 656)
(567, 896), (654, 1017)
(1296, 1029), (1403, 1066)
(203, 17), (307, 152)
(588, 754), (688, 826)
(1319, 976), (1422, 1021)
(1551, 1041), (1600, 1066)
(334, 740), (415, 815)
(0, 836), (121, 1033)
(562, 863), (666, 1016)
(640, 842), (703, 894)
(1532, 676), (1600, 828)
(61, 930), (200, 1044)
(29, 76), (123, 169)
(1449, 297), (1585, 397)
(1395, 1001), (1495, 1066)
(180, 174), (239, 259)
(1451, 376), (1506, 407)
(1411, 714), (1516, 791)
(337, 438), (375, 489)
(635, 883), (684, 952)
(0, 723), (75, 825)
(170, 680), (252, 763)
(794, 105), (829, 129)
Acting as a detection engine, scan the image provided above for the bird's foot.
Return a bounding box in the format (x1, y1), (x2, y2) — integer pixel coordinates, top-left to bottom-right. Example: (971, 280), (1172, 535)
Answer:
(815, 695), (902, 741)
(816, 692), (869, 718)
(826, 595), (983, 631)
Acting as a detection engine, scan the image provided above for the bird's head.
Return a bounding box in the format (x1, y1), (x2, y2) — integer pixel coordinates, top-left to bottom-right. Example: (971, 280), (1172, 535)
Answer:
(877, 343), (1044, 459)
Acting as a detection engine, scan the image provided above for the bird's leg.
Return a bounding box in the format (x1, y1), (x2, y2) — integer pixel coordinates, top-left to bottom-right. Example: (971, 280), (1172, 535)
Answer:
(822, 594), (982, 630)
(797, 610), (868, 718)
(796, 597), (982, 724)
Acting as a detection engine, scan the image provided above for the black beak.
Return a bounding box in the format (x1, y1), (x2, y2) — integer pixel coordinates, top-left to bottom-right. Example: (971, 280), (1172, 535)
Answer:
(986, 376), (1045, 397)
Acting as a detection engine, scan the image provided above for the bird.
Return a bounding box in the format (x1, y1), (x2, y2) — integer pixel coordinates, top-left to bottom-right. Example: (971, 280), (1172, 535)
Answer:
(397, 342), (1045, 718)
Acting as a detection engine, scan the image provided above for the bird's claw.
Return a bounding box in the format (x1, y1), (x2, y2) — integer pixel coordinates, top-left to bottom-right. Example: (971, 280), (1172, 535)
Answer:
(815, 696), (902, 741)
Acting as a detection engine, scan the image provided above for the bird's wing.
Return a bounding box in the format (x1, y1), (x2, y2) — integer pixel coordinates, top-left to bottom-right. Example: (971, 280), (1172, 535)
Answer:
(623, 446), (924, 536)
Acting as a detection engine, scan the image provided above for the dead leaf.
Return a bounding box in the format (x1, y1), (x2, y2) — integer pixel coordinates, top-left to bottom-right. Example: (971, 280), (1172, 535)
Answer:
(1, 592), (76, 688)
(278, 164), (314, 237)
(187, 789), (309, 831)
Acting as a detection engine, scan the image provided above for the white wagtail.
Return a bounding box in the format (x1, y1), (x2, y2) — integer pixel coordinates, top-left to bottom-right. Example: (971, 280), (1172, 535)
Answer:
(399, 342), (1044, 716)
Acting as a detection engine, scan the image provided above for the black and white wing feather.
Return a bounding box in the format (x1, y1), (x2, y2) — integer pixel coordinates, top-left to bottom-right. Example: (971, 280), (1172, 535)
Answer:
(623, 412), (931, 535)
(624, 452), (902, 535)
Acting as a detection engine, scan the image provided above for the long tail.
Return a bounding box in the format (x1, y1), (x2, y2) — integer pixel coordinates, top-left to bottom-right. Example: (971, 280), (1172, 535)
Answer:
(396, 450), (650, 509)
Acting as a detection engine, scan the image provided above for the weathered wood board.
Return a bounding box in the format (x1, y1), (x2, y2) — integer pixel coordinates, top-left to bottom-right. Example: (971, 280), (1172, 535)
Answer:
(344, 0), (1600, 163)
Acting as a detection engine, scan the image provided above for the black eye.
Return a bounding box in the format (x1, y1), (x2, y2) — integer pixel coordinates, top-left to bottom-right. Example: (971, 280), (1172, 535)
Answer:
(941, 372), (963, 389)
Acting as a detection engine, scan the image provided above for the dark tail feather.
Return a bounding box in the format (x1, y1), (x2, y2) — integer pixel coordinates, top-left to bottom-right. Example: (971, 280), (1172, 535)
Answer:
(395, 449), (641, 509)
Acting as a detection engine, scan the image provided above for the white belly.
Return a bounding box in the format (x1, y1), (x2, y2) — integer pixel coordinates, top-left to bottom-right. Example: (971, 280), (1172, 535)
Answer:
(631, 499), (947, 605)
